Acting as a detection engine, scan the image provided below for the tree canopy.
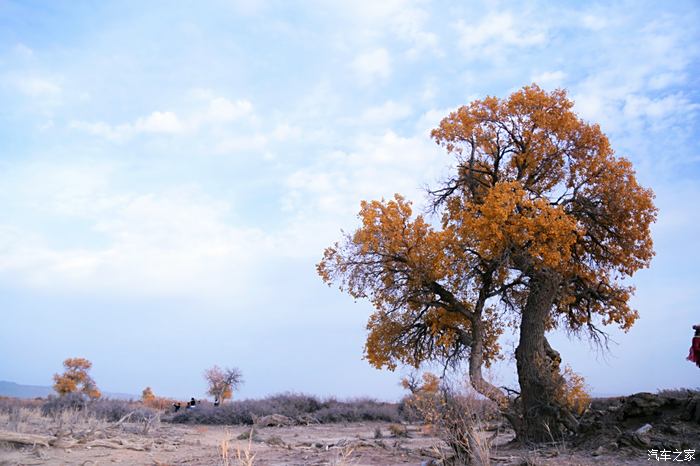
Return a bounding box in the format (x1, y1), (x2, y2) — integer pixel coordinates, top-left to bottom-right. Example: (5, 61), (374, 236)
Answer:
(53, 357), (101, 399)
(204, 365), (243, 404)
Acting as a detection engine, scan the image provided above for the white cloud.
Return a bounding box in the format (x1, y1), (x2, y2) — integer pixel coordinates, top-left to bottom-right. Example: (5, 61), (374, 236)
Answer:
(284, 130), (445, 220)
(389, 5), (441, 59)
(568, 11), (699, 142)
(414, 107), (453, 134)
(580, 14), (607, 31)
(0, 139), (444, 297)
(200, 96), (253, 123)
(272, 123), (302, 141)
(213, 133), (268, 154)
(327, 0), (441, 58)
(0, 183), (276, 297)
(648, 72), (685, 90)
(623, 93), (699, 130)
(69, 111), (184, 142)
(14, 76), (61, 97)
(10, 163), (119, 217)
(359, 100), (412, 125)
(455, 11), (547, 59)
(68, 120), (126, 141)
(531, 70), (567, 88)
(70, 94), (254, 142)
(13, 43), (34, 58)
(351, 48), (391, 85)
(624, 93), (684, 120)
(134, 111), (183, 133)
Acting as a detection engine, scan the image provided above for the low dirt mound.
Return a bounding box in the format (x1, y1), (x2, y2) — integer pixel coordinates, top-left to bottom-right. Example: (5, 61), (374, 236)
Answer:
(575, 390), (700, 453)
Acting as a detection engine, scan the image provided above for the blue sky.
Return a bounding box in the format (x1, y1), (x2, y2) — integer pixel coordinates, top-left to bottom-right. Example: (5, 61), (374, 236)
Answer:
(0, 0), (699, 401)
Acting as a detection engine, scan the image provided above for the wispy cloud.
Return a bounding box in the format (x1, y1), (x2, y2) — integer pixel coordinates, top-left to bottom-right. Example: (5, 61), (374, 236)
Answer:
(455, 11), (548, 59)
(359, 100), (412, 125)
(69, 93), (254, 142)
(0, 178), (273, 297)
(531, 70), (567, 89)
(70, 111), (184, 141)
(284, 130), (443, 219)
(14, 75), (61, 97)
(351, 48), (391, 85)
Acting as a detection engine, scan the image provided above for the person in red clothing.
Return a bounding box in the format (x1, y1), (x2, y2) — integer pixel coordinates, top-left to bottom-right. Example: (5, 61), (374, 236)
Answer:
(688, 325), (700, 368)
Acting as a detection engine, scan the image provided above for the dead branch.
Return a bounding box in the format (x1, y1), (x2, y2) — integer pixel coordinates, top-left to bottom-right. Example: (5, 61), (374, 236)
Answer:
(0, 429), (53, 448)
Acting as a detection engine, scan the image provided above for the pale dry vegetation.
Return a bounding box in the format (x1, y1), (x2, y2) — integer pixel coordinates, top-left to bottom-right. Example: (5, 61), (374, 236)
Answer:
(3, 389), (694, 465)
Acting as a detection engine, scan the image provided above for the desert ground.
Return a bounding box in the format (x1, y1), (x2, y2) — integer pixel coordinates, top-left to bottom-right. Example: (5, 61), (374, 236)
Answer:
(0, 410), (666, 466)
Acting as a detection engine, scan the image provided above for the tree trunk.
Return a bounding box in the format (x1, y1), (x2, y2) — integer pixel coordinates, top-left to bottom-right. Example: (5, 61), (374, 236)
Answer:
(468, 314), (523, 439)
(469, 320), (507, 408)
(462, 273), (523, 437)
(515, 272), (573, 443)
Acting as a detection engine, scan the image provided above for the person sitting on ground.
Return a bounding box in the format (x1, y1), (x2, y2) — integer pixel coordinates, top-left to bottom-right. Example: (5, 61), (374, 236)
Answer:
(187, 397), (196, 409)
(214, 397), (220, 407)
(687, 325), (700, 368)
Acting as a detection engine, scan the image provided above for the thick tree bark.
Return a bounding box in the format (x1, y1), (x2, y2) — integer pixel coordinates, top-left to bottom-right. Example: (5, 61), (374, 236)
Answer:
(515, 272), (575, 442)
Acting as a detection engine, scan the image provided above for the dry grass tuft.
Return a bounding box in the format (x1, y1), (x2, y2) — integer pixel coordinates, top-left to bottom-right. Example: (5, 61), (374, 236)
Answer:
(235, 435), (256, 466)
(330, 445), (356, 466)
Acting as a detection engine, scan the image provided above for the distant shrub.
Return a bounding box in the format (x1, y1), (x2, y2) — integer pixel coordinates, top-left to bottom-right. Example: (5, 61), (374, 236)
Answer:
(164, 393), (400, 425)
(314, 397), (400, 423)
(388, 423), (409, 437)
(41, 395), (154, 422)
(144, 396), (178, 410)
(42, 393), (88, 415)
(264, 393), (322, 416)
(168, 403), (251, 425)
(128, 407), (160, 426)
(0, 397), (43, 413)
(88, 398), (139, 422)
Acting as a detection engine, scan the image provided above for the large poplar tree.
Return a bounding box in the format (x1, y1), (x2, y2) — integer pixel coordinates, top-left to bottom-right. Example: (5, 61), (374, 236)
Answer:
(318, 85), (656, 442)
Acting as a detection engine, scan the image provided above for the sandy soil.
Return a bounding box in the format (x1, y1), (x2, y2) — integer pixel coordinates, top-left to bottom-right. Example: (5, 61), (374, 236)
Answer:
(0, 418), (662, 466)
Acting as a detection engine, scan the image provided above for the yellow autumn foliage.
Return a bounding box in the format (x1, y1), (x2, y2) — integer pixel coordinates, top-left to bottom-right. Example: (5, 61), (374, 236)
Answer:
(53, 357), (101, 399)
(557, 365), (591, 416)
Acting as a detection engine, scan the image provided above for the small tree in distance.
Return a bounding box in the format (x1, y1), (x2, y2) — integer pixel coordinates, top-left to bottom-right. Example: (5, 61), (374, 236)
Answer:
(142, 386), (156, 403)
(204, 365), (243, 404)
(53, 357), (101, 399)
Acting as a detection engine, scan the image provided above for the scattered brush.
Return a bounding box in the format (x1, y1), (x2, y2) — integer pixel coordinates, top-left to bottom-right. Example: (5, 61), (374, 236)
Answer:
(236, 427), (259, 441)
(388, 423), (409, 438)
(165, 392), (401, 426)
(330, 445), (356, 466)
(401, 372), (496, 466)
